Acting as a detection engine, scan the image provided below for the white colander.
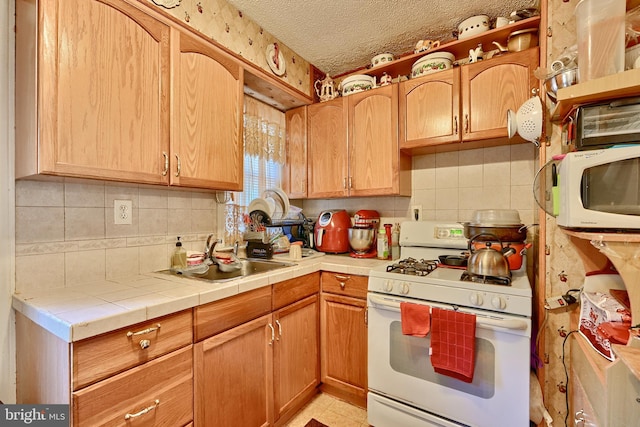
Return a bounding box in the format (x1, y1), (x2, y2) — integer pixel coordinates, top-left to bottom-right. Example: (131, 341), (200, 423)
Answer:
(514, 95), (543, 143)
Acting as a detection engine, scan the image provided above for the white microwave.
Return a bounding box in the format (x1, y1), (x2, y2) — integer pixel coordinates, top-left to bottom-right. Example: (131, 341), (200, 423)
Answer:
(557, 146), (640, 230)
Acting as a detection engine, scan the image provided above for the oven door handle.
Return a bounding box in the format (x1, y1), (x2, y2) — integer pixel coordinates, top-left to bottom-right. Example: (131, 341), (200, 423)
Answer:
(368, 294), (528, 331)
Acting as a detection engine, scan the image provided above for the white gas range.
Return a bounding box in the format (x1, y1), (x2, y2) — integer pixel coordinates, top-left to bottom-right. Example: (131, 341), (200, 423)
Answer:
(367, 221), (533, 427)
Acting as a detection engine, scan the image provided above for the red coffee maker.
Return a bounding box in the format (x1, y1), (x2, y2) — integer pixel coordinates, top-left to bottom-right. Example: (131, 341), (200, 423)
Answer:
(350, 210), (380, 258)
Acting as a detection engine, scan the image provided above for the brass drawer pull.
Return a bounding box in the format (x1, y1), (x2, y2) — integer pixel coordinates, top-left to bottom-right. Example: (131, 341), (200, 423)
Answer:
(139, 339), (151, 349)
(162, 152), (169, 176)
(175, 154), (181, 177)
(275, 320), (282, 340)
(335, 274), (350, 289)
(126, 324), (161, 338)
(124, 399), (160, 420)
(268, 323), (275, 345)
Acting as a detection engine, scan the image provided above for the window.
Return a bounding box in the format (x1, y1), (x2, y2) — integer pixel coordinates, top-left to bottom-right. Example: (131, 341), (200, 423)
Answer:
(235, 96), (286, 208)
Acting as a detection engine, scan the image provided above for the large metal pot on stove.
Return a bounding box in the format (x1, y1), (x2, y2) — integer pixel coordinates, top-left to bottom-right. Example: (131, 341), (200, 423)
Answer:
(467, 233), (514, 278)
(462, 209), (531, 242)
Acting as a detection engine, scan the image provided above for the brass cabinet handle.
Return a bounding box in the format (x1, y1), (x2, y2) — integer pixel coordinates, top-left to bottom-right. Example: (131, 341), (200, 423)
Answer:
(124, 399), (160, 420)
(162, 152), (169, 176)
(464, 114), (469, 133)
(335, 274), (350, 289)
(126, 324), (161, 338)
(139, 339), (151, 350)
(343, 177), (347, 189)
(268, 323), (275, 345)
(174, 154), (181, 177)
(348, 176), (352, 189)
(275, 320), (282, 340)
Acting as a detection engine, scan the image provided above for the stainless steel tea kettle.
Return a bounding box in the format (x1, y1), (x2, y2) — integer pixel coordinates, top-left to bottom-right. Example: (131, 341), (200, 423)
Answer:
(467, 234), (515, 278)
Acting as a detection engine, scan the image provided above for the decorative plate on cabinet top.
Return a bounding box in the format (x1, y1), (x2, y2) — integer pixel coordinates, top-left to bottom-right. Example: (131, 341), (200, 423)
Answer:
(266, 43), (286, 76)
(151, 0), (181, 8)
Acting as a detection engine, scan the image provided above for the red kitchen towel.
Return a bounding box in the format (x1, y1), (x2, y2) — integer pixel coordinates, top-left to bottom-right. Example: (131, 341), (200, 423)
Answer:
(430, 307), (476, 383)
(400, 302), (431, 337)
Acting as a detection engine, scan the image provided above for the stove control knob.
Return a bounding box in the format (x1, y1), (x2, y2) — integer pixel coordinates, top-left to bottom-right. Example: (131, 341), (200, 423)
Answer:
(491, 296), (506, 310)
(384, 280), (394, 292)
(469, 293), (483, 306)
(400, 282), (410, 295)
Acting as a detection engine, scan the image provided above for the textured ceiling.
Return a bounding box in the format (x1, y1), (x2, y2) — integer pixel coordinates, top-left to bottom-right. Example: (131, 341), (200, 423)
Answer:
(226, 0), (537, 77)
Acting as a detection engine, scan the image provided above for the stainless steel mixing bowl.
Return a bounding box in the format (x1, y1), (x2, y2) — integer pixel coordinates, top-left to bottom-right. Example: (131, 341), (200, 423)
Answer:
(348, 227), (376, 253)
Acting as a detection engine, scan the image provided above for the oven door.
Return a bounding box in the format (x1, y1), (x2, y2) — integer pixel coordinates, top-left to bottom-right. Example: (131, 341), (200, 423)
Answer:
(367, 293), (531, 427)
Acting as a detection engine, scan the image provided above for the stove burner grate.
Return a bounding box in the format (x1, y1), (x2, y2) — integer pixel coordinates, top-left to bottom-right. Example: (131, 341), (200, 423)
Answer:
(386, 257), (438, 276)
(460, 271), (511, 286)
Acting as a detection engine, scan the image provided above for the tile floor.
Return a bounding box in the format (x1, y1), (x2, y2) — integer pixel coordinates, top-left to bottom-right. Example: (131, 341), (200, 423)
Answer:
(285, 393), (369, 427)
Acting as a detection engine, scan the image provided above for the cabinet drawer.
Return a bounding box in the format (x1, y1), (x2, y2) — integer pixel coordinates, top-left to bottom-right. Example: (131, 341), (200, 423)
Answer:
(272, 272), (320, 310)
(321, 272), (368, 299)
(194, 285), (272, 341)
(72, 345), (193, 427)
(72, 310), (193, 390)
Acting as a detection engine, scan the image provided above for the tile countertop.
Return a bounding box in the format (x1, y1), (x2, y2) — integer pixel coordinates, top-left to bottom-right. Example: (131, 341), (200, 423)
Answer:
(12, 254), (388, 343)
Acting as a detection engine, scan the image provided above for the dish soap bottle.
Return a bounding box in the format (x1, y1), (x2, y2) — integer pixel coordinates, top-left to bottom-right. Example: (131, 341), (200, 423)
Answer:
(391, 223), (400, 260)
(172, 236), (187, 270)
(377, 228), (389, 260)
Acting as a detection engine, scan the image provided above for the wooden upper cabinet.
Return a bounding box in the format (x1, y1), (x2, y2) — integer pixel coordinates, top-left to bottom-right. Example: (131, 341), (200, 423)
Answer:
(307, 86), (411, 198)
(16, 0), (244, 191)
(16, 0), (171, 184)
(461, 47), (539, 141)
(307, 98), (349, 199)
(171, 30), (244, 190)
(284, 106), (308, 199)
(399, 68), (461, 149)
(398, 47), (539, 152)
(348, 85), (410, 197)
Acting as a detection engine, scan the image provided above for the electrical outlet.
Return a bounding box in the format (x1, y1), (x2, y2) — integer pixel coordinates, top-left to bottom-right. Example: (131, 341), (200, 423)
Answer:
(412, 205), (423, 221)
(114, 199), (132, 225)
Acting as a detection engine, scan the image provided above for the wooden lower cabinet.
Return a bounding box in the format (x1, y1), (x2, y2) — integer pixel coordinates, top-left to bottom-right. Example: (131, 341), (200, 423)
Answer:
(193, 274), (320, 426)
(73, 346), (193, 426)
(15, 310), (194, 427)
(320, 272), (368, 408)
(194, 314), (273, 427)
(273, 295), (320, 422)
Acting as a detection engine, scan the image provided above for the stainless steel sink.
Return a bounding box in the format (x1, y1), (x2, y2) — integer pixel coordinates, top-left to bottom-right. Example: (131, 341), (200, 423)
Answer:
(158, 258), (295, 283)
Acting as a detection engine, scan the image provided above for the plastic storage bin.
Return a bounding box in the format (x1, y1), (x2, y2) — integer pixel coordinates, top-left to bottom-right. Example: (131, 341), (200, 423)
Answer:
(575, 0), (626, 81)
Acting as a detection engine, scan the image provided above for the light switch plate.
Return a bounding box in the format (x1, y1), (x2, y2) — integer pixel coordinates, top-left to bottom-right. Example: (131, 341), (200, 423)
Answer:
(114, 199), (132, 225)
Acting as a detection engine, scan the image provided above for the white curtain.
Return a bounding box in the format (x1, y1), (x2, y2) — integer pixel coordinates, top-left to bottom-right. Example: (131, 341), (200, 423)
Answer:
(234, 96), (286, 210)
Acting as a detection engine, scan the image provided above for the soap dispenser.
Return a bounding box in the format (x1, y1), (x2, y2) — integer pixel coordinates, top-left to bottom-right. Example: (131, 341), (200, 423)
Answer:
(172, 236), (187, 269)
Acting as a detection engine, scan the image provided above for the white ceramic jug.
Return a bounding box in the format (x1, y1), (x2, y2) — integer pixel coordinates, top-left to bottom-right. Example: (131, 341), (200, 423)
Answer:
(314, 76), (339, 102)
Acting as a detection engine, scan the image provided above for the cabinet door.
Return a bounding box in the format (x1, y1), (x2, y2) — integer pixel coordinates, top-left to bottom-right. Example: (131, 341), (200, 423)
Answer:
(273, 295), (319, 422)
(348, 85), (408, 197)
(171, 30), (244, 190)
(460, 48), (539, 141)
(320, 293), (367, 407)
(27, 0), (171, 184)
(284, 106), (308, 198)
(307, 97), (348, 198)
(569, 369), (600, 427)
(399, 68), (461, 149)
(194, 314), (273, 427)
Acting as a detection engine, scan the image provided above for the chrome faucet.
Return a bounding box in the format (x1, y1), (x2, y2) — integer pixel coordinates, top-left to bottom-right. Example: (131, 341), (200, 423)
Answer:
(205, 234), (221, 262)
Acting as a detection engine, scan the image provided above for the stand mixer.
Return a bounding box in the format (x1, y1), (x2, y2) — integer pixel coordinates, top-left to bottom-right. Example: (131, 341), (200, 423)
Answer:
(349, 210), (380, 258)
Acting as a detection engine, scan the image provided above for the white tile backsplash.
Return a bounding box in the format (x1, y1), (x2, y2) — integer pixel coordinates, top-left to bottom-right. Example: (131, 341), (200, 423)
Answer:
(65, 207), (105, 241)
(15, 179), (219, 293)
(300, 145), (538, 225)
(15, 207), (65, 243)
